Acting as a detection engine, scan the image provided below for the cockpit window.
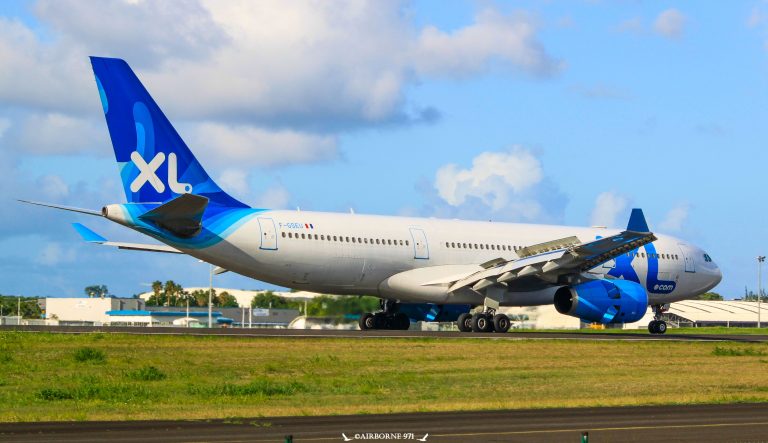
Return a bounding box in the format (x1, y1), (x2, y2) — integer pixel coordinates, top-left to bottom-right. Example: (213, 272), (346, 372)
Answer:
(703, 253), (712, 262)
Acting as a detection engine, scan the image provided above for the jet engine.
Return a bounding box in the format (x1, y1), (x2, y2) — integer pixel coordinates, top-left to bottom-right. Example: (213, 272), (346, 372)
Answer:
(554, 279), (648, 324)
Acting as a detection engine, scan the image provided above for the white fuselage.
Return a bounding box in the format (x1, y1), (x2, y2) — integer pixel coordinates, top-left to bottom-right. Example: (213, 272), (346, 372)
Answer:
(164, 209), (721, 308)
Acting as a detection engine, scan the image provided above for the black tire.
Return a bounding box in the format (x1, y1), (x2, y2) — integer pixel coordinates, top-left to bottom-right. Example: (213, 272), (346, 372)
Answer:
(493, 314), (511, 333)
(471, 313), (492, 333)
(394, 312), (410, 330)
(359, 313), (375, 330)
(457, 313), (473, 332)
(373, 313), (388, 329)
(657, 321), (667, 334)
(648, 320), (658, 334)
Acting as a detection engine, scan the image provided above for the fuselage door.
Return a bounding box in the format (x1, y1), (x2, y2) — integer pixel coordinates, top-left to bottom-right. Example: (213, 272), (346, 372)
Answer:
(678, 243), (695, 273)
(257, 217), (278, 250)
(409, 228), (429, 260)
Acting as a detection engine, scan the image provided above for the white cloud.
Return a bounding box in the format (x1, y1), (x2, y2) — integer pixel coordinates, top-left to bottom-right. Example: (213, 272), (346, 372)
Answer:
(193, 122), (338, 168)
(216, 169), (249, 197)
(659, 203), (690, 232)
(35, 0), (228, 68)
(590, 191), (629, 227)
(654, 9), (686, 39)
(430, 147), (566, 223)
(37, 242), (76, 266)
(4, 112), (105, 155)
(255, 184), (291, 209)
(435, 147), (542, 210)
(413, 9), (560, 78)
(37, 175), (70, 199)
(0, 2), (560, 128)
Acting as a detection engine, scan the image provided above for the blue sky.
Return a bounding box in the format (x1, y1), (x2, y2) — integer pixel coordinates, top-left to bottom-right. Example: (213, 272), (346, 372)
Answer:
(0, 1), (765, 298)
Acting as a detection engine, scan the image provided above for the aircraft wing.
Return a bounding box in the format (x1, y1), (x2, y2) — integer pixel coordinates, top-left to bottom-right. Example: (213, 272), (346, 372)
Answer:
(72, 223), (183, 254)
(447, 209), (656, 293)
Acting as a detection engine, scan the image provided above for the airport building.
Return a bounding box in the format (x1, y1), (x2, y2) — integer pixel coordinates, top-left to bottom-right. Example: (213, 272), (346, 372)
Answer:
(42, 296), (299, 327)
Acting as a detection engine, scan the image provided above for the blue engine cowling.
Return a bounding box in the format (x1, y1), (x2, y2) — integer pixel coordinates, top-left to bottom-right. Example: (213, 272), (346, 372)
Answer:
(398, 303), (472, 322)
(554, 279), (648, 324)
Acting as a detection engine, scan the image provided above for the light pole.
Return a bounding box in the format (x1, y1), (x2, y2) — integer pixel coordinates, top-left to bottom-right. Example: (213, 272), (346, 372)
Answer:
(759, 256), (765, 328)
(208, 263), (214, 328)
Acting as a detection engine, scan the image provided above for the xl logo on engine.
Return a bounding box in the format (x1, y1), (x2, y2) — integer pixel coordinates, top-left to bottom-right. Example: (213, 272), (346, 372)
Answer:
(130, 151), (192, 194)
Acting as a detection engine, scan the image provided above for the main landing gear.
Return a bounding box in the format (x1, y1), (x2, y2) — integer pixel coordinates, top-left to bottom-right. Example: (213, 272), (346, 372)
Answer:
(359, 300), (410, 330)
(648, 304), (668, 334)
(457, 309), (511, 334)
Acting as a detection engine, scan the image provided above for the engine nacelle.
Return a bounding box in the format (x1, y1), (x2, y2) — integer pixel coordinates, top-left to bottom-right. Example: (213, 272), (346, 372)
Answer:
(554, 279), (648, 324)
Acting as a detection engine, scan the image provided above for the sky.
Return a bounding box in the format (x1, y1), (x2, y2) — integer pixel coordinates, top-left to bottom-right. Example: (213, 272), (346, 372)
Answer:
(0, 0), (765, 299)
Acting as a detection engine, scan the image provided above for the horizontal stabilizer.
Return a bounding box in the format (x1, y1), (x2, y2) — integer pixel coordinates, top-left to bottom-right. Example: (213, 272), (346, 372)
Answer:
(71, 223), (182, 254)
(138, 193), (208, 238)
(72, 223), (107, 242)
(19, 199), (102, 216)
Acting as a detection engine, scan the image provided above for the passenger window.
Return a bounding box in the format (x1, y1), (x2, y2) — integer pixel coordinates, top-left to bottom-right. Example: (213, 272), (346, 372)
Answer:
(281, 232), (286, 238)
(352, 237), (356, 243)
(406, 240), (409, 246)
(387, 240), (391, 245)
(300, 233), (305, 239)
(376, 239), (380, 245)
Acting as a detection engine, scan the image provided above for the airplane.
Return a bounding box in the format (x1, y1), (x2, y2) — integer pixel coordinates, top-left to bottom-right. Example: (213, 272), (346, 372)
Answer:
(22, 57), (722, 334)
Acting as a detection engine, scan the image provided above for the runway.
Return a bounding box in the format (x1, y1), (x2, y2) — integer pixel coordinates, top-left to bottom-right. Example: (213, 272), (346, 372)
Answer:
(1, 403), (767, 442)
(3, 325), (768, 342)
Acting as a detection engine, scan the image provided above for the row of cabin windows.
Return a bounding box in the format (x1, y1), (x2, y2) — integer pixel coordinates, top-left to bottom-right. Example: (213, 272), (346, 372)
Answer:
(444, 242), (523, 252)
(627, 252), (679, 260)
(281, 231), (409, 246)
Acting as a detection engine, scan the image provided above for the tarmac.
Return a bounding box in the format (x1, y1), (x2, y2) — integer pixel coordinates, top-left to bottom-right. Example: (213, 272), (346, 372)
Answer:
(3, 324), (768, 342)
(1, 403), (767, 442)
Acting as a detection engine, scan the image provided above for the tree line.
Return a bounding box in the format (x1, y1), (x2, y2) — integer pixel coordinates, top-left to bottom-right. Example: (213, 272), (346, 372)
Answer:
(144, 281), (238, 308)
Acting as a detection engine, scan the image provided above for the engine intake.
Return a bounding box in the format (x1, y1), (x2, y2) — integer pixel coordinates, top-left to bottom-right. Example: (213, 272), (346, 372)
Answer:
(554, 279), (648, 324)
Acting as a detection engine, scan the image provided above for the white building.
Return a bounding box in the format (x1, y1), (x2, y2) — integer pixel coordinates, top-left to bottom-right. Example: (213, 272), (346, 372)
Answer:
(45, 297), (143, 325)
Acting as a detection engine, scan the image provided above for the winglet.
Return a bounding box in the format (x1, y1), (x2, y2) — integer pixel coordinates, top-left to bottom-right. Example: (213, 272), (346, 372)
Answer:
(626, 208), (650, 232)
(72, 223), (107, 243)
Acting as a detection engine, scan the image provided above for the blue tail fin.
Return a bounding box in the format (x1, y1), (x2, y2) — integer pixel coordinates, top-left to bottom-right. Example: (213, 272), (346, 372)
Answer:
(89, 57), (247, 208)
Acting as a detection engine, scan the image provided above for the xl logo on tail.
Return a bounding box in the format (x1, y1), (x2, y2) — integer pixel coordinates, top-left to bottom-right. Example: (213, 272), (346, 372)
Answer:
(130, 151), (192, 194)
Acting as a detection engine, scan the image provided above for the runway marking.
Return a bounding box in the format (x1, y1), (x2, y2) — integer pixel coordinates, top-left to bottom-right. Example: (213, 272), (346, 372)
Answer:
(202, 421), (768, 442)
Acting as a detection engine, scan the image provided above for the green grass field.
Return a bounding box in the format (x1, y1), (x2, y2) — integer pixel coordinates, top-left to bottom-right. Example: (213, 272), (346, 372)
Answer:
(514, 327), (768, 335)
(1, 331), (767, 422)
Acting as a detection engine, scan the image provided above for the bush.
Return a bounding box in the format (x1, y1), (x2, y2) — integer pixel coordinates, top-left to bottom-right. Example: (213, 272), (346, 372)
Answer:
(128, 366), (167, 381)
(712, 346), (767, 357)
(191, 379), (308, 397)
(73, 347), (105, 363)
(37, 388), (74, 401)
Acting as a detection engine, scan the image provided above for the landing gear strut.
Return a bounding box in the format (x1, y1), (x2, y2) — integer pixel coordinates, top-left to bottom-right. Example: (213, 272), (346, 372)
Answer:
(359, 300), (410, 331)
(458, 307), (510, 334)
(648, 304), (669, 334)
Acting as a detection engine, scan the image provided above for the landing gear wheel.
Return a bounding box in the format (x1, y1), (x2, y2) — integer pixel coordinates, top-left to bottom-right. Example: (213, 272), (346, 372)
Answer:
(393, 312), (410, 330)
(493, 314), (511, 333)
(457, 313), (473, 332)
(648, 320), (659, 334)
(373, 313), (388, 330)
(359, 313), (375, 331)
(471, 313), (493, 333)
(656, 321), (667, 334)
